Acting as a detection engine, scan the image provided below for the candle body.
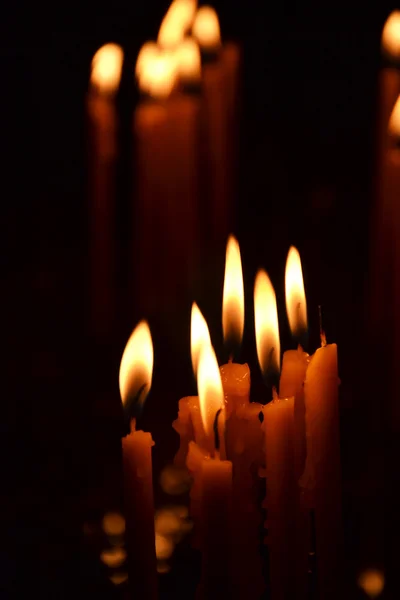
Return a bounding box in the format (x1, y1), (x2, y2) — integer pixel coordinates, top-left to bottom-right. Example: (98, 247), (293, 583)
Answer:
(134, 96), (200, 319)
(264, 397), (297, 600)
(302, 344), (342, 600)
(186, 440), (209, 549)
(220, 361), (250, 416)
(122, 429), (157, 599)
(86, 93), (117, 337)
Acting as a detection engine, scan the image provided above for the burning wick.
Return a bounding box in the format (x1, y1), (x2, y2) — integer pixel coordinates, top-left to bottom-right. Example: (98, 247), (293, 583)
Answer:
(213, 408), (223, 457)
(318, 305), (327, 347)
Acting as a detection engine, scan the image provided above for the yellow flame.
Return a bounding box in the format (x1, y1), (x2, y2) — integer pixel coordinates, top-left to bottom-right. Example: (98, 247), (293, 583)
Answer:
(285, 246), (307, 338)
(222, 235), (244, 348)
(90, 43), (124, 95)
(174, 38), (201, 83)
(197, 343), (224, 437)
(382, 11), (400, 60)
(191, 303), (211, 377)
(192, 6), (221, 50)
(119, 321), (153, 406)
(158, 0), (197, 49)
(138, 51), (178, 98)
(389, 95), (400, 137)
(358, 569), (385, 598)
(254, 269), (280, 376)
(135, 42), (159, 80)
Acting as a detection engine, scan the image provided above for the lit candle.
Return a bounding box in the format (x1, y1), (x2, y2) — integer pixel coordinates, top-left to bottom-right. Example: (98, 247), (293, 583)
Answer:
(119, 322), (157, 599)
(134, 42), (200, 318)
(158, 0), (197, 50)
(301, 334), (342, 600)
(87, 43), (123, 337)
(255, 269), (298, 600)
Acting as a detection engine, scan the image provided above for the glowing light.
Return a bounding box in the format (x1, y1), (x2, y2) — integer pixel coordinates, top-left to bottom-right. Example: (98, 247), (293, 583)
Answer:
(382, 11), (400, 60)
(119, 321), (153, 408)
(155, 533), (174, 560)
(197, 344), (224, 437)
(90, 43), (124, 95)
(174, 38), (201, 84)
(135, 42), (159, 80)
(102, 512), (126, 537)
(159, 464), (192, 495)
(222, 235), (244, 349)
(388, 95), (400, 138)
(191, 303), (211, 377)
(358, 569), (385, 598)
(254, 269), (280, 376)
(158, 0), (197, 49)
(109, 572), (128, 586)
(192, 6), (221, 51)
(100, 548), (127, 568)
(138, 51), (178, 99)
(285, 246), (307, 338)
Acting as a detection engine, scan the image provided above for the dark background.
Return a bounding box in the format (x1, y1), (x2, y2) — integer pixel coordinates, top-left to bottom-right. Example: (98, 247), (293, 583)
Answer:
(4, 1), (399, 598)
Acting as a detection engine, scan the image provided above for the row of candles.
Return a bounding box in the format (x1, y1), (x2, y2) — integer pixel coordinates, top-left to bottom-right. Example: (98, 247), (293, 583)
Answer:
(119, 236), (340, 600)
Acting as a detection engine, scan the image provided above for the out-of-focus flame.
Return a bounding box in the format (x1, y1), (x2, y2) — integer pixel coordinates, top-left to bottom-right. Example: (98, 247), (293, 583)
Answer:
(285, 246), (307, 338)
(90, 43), (124, 95)
(191, 303), (211, 377)
(358, 569), (385, 598)
(382, 11), (400, 60)
(254, 269), (281, 376)
(109, 572), (128, 586)
(389, 95), (400, 137)
(174, 38), (201, 83)
(135, 42), (159, 80)
(192, 6), (221, 51)
(155, 533), (174, 560)
(197, 344), (224, 437)
(138, 51), (178, 98)
(160, 464), (192, 495)
(102, 512), (126, 537)
(158, 0), (197, 49)
(119, 321), (153, 407)
(100, 548), (127, 568)
(222, 235), (244, 349)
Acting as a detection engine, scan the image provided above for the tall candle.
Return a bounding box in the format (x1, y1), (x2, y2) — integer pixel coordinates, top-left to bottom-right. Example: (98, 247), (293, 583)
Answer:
(86, 43), (123, 337)
(119, 322), (157, 599)
(302, 341), (342, 600)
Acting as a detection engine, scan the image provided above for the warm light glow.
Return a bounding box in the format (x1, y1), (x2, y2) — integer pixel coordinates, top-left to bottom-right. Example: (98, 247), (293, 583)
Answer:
(254, 269), (281, 376)
(174, 38), (201, 83)
(192, 6), (221, 51)
(119, 321), (153, 407)
(102, 512), (126, 536)
(158, 0), (197, 49)
(388, 95), (400, 137)
(100, 548), (127, 568)
(90, 43), (124, 95)
(135, 42), (159, 80)
(138, 51), (178, 98)
(382, 11), (400, 60)
(191, 303), (211, 377)
(285, 246), (307, 338)
(155, 533), (174, 560)
(109, 572), (128, 586)
(197, 344), (224, 437)
(358, 569), (385, 598)
(222, 235), (244, 349)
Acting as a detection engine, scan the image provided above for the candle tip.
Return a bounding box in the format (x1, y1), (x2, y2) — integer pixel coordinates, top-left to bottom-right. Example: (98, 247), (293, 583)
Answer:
(318, 305), (327, 347)
(130, 418), (136, 433)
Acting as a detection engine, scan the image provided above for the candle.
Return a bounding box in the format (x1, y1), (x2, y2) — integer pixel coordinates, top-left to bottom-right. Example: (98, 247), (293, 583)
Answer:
(119, 322), (157, 599)
(134, 44), (200, 318)
(255, 269), (299, 600)
(301, 339), (342, 600)
(86, 43), (123, 337)
(158, 0), (197, 50)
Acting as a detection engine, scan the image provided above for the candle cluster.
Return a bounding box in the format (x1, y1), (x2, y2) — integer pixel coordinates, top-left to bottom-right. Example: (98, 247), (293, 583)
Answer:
(119, 236), (341, 599)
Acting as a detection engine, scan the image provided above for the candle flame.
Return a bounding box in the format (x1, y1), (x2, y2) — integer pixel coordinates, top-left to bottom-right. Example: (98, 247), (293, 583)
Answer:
(158, 0), (197, 49)
(222, 235), (244, 350)
(191, 302), (211, 377)
(358, 569), (385, 598)
(254, 269), (281, 377)
(138, 50), (178, 99)
(90, 43), (124, 95)
(389, 95), (400, 138)
(382, 11), (400, 60)
(174, 38), (201, 84)
(197, 343), (224, 437)
(135, 42), (159, 80)
(285, 246), (308, 338)
(192, 6), (221, 51)
(119, 321), (154, 407)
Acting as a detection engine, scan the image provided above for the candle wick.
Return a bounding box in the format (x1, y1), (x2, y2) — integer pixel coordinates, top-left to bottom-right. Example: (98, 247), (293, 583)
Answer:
(318, 305), (327, 347)
(213, 408), (223, 454)
(228, 355), (233, 363)
(272, 386), (279, 401)
(130, 418), (136, 433)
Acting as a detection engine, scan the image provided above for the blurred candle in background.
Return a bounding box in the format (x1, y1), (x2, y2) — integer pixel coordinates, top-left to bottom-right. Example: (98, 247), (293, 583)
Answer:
(119, 322), (157, 599)
(87, 43), (123, 338)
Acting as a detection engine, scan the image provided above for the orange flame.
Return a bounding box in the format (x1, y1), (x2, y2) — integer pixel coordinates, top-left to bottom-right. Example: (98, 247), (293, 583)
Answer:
(135, 42), (159, 80)
(389, 95), (400, 137)
(174, 38), (201, 84)
(191, 303), (211, 377)
(192, 6), (221, 51)
(358, 569), (385, 598)
(119, 321), (154, 406)
(254, 269), (280, 376)
(382, 11), (400, 60)
(158, 0), (197, 49)
(138, 50), (178, 98)
(197, 343), (224, 437)
(285, 246), (307, 338)
(90, 43), (124, 95)
(222, 235), (244, 349)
